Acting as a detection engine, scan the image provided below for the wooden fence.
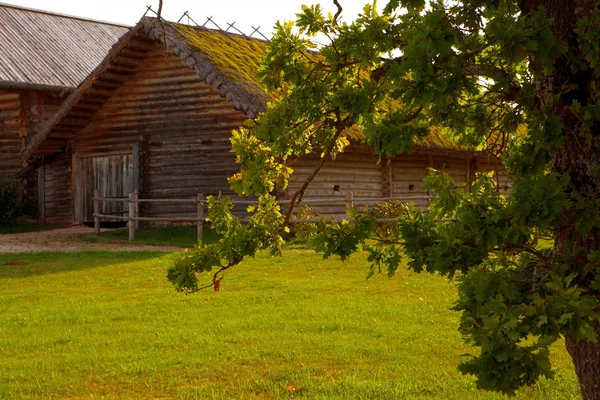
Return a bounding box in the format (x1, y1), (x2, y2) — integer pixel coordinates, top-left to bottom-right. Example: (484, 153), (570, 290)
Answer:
(92, 190), (434, 242)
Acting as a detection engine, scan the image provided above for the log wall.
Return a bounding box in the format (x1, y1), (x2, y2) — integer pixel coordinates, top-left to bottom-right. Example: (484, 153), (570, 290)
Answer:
(1, 89), (69, 223)
(43, 152), (72, 224)
(0, 90), (22, 178)
(288, 153), (384, 216)
(0, 90), (68, 177)
(288, 152), (473, 214)
(391, 153), (430, 208)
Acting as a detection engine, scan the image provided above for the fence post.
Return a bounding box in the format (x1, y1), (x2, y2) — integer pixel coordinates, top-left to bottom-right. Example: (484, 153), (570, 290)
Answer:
(128, 192), (135, 241)
(93, 189), (100, 235)
(197, 193), (204, 243)
(345, 192), (354, 217)
(133, 189), (140, 229)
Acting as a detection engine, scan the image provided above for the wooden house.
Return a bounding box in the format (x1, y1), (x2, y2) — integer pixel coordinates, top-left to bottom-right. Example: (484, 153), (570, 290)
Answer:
(25, 17), (509, 225)
(0, 3), (128, 219)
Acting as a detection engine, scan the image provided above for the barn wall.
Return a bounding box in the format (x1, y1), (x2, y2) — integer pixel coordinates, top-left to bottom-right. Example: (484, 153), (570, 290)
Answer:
(433, 154), (469, 186)
(72, 48), (247, 220)
(390, 153), (430, 207)
(287, 153), (384, 216)
(1, 90), (69, 221)
(0, 90), (22, 178)
(43, 153), (72, 225)
(287, 151), (475, 216)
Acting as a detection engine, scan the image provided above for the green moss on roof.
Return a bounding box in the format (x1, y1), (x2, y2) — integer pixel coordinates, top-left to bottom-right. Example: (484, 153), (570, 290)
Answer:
(344, 124), (470, 152)
(171, 23), (271, 101)
(416, 126), (471, 150)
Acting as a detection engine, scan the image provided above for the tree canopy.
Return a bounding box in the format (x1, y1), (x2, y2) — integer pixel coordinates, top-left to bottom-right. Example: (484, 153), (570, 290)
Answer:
(167, 1), (600, 398)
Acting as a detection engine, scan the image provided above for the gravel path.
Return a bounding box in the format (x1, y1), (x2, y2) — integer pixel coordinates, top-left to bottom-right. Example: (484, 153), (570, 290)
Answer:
(0, 226), (183, 253)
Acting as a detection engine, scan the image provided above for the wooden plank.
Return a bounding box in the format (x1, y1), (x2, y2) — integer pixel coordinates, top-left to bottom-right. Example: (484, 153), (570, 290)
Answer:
(37, 165), (45, 224)
(132, 143), (140, 192)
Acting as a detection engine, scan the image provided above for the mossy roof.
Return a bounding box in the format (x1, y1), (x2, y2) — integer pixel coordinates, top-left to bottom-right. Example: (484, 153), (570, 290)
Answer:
(416, 126), (470, 151)
(171, 23), (271, 102)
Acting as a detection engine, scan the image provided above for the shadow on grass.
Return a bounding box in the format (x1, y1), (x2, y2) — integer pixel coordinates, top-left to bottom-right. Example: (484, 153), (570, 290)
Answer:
(0, 223), (61, 235)
(76, 224), (221, 248)
(0, 251), (169, 279)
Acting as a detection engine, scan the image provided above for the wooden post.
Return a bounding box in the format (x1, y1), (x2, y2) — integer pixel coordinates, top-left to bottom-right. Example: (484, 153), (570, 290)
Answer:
(128, 192), (135, 241)
(465, 158), (471, 192)
(197, 193), (204, 243)
(133, 189), (139, 229)
(93, 189), (100, 235)
(345, 192), (354, 216)
(427, 154), (434, 207)
(381, 159), (393, 198)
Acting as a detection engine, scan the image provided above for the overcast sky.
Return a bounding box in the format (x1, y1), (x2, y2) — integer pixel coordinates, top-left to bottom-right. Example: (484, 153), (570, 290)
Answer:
(2, 0), (372, 37)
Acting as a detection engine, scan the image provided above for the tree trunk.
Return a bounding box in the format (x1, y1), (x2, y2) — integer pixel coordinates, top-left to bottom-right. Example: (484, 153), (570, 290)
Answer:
(519, 1), (600, 398)
(565, 322), (600, 400)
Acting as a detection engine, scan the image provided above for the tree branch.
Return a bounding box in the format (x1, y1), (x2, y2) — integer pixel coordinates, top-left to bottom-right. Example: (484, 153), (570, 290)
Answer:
(333, 0), (343, 24)
(502, 243), (549, 262)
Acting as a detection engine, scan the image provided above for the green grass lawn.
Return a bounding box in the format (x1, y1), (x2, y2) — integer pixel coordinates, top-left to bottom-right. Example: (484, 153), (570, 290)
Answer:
(0, 250), (580, 399)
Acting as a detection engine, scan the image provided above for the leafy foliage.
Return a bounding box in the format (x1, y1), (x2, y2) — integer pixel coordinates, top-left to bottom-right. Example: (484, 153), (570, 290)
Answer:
(170, 0), (600, 396)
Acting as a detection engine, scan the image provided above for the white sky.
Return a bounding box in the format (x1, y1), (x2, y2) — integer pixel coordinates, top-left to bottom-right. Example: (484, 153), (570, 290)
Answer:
(2, 0), (372, 37)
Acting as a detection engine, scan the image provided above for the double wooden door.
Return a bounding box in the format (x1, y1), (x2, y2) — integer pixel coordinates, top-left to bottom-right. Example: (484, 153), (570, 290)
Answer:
(79, 154), (133, 223)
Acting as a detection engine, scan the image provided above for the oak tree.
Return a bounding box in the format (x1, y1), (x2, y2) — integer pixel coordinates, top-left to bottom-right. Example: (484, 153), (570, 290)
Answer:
(168, 1), (600, 397)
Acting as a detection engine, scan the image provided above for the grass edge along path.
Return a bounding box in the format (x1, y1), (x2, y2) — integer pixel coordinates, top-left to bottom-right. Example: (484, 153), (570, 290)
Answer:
(0, 250), (580, 399)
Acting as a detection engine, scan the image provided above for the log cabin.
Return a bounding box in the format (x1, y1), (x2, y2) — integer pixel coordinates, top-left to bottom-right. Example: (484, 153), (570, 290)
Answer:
(25, 17), (510, 225)
(0, 3), (128, 220)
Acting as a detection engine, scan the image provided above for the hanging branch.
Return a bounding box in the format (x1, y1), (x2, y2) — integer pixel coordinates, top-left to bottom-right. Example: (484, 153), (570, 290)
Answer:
(283, 111), (356, 224)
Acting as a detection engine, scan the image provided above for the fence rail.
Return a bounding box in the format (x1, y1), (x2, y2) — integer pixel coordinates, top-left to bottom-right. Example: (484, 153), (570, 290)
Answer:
(92, 190), (434, 242)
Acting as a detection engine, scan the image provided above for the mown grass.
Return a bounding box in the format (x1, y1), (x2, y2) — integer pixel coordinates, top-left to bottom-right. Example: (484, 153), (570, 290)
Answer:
(0, 250), (580, 399)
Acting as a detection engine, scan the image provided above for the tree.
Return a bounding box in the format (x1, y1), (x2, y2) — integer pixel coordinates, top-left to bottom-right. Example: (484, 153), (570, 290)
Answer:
(167, 1), (600, 398)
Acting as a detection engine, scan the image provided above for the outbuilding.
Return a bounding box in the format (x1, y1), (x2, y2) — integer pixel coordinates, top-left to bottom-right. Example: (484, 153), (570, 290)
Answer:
(25, 17), (509, 225)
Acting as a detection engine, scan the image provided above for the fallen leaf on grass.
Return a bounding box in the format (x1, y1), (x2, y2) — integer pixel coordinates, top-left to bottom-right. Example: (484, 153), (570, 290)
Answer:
(286, 385), (302, 392)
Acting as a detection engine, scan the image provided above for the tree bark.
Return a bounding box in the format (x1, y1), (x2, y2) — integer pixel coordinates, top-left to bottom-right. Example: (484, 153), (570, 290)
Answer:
(565, 322), (600, 400)
(519, 1), (600, 398)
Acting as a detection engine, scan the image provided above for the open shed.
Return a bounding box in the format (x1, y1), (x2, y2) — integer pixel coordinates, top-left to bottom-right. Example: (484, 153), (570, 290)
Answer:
(25, 17), (509, 225)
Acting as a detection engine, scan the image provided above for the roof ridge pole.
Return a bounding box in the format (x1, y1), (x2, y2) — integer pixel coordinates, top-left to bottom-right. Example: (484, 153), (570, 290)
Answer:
(203, 16), (223, 31)
(250, 26), (270, 41)
(177, 11), (188, 23)
(226, 22), (247, 37)
(187, 14), (200, 26)
(143, 5), (157, 17)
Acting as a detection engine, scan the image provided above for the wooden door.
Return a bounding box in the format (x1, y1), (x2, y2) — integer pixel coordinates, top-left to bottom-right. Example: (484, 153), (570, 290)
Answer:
(80, 154), (133, 223)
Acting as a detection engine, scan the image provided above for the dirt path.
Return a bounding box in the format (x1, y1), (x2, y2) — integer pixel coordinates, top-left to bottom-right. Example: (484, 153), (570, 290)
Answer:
(0, 226), (183, 253)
